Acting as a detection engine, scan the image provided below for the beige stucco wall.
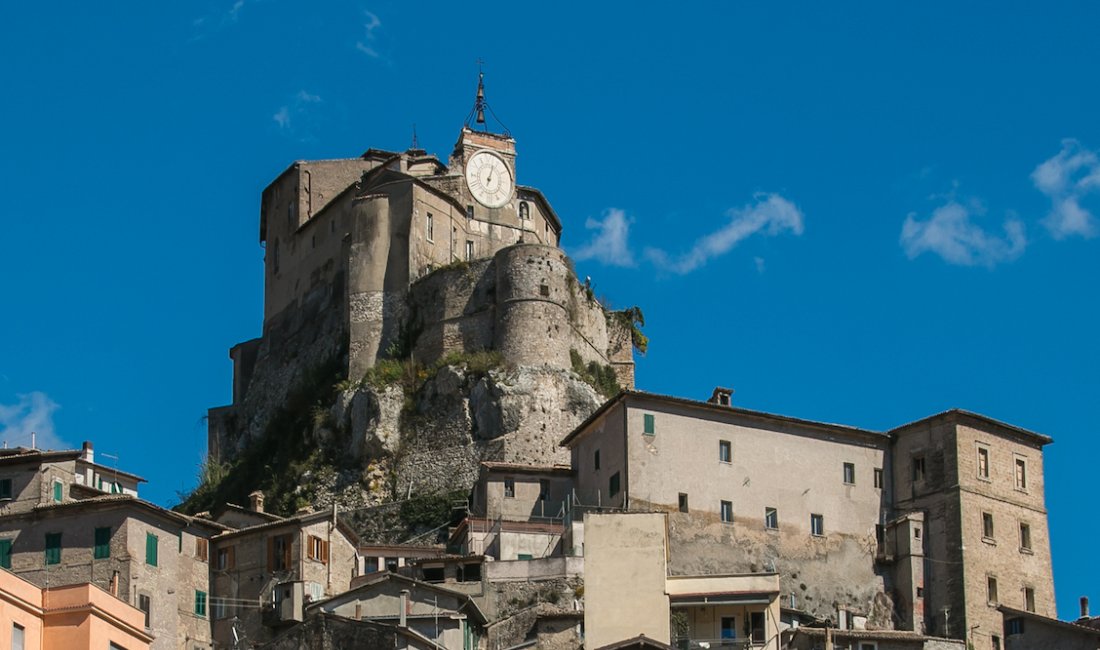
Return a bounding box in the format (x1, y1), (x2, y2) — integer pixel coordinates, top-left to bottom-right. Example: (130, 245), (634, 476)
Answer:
(583, 512), (670, 649)
(568, 402), (628, 514)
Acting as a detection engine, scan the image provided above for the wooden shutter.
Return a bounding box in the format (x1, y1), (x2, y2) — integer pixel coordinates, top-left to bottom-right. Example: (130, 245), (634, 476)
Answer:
(228, 545), (236, 569)
(267, 537), (274, 571)
(321, 540), (330, 564)
(282, 535), (291, 569)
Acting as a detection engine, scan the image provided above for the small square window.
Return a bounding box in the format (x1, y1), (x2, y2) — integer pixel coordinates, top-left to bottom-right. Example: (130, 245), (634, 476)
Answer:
(0, 478), (12, 500)
(765, 507), (778, 530)
(719, 440), (732, 463)
(720, 500), (733, 523)
(810, 514), (824, 537)
(1019, 522), (1032, 551)
(977, 446), (990, 479)
(643, 413), (655, 435)
(609, 472), (620, 498)
(843, 462), (856, 485)
(873, 468), (883, 489)
(503, 478), (515, 498)
(982, 512), (995, 540)
(1006, 618), (1024, 635)
(916, 586), (924, 598)
(678, 493), (689, 513)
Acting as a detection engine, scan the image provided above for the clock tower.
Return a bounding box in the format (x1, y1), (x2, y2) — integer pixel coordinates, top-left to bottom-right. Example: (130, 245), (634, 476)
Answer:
(449, 72), (518, 214)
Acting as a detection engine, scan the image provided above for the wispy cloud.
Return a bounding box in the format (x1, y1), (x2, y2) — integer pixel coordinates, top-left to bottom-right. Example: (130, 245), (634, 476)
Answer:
(273, 90), (324, 136)
(356, 11), (383, 58)
(1031, 139), (1100, 239)
(572, 208), (636, 268)
(900, 199), (1026, 268)
(191, 0), (253, 38)
(0, 392), (66, 450)
(644, 194), (804, 274)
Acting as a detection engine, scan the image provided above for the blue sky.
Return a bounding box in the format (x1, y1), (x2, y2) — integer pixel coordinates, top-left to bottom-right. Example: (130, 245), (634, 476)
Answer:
(1, 1), (1097, 619)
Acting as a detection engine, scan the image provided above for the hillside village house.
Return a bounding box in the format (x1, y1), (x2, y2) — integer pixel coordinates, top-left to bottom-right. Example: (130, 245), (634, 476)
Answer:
(0, 443), (225, 650)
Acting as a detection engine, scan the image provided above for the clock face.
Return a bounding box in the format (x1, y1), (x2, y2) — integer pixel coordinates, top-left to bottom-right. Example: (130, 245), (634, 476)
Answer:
(465, 150), (514, 209)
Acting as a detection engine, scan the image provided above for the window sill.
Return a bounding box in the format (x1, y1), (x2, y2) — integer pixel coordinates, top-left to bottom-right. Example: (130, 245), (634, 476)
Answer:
(843, 482), (855, 487)
(810, 533), (826, 539)
(977, 476), (991, 483)
(1019, 547), (1034, 555)
(719, 461), (732, 466)
(765, 526), (779, 534)
(982, 536), (997, 546)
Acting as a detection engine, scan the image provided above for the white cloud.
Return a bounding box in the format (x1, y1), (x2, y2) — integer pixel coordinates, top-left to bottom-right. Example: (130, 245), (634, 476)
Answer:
(1031, 139), (1100, 239)
(572, 208), (636, 267)
(356, 11), (382, 58)
(272, 90), (323, 133)
(0, 392), (66, 450)
(900, 200), (1026, 268)
(644, 194), (804, 274)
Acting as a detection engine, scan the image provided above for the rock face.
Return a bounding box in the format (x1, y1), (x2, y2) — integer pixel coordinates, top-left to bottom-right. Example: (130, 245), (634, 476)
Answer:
(333, 364), (603, 502)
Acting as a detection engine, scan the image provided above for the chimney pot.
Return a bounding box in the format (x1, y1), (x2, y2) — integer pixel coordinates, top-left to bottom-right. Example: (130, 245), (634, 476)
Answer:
(1082, 596), (1090, 619)
(709, 387), (734, 407)
(399, 589), (410, 627)
(249, 490), (265, 513)
(81, 441), (94, 464)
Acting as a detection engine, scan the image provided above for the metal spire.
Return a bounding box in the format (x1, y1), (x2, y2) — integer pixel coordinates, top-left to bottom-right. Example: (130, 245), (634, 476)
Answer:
(464, 61), (510, 135)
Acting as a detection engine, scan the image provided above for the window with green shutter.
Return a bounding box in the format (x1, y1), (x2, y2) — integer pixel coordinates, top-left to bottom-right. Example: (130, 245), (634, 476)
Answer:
(0, 539), (12, 569)
(194, 590), (207, 617)
(52, 481), (62, 502)
(0, 478), (12, 499)
(643, 413), (655, 434)
(145, 532), (158, 566)
(94, 527), (111, 559)
(45, 533), (61, 565)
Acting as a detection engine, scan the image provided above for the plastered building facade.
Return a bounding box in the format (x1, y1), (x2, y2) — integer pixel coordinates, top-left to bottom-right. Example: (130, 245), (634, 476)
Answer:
(560, 390), (1057, 648)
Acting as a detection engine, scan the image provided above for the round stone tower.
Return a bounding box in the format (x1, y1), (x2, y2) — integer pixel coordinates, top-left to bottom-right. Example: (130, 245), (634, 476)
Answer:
(493, 243), (573, 369)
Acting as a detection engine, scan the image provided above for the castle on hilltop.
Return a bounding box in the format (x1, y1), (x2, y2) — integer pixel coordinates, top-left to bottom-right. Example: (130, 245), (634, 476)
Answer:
(207, 77), (635, 464)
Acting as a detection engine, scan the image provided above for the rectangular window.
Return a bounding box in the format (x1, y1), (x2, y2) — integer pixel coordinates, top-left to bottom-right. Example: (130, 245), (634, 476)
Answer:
(1015, 458), (1028, 490)
(0, 478), (11, 499)
(873, 468), (883, 489)
(465, 205), (474, 220)
(609, 472), (621, 498)
(364, 556), (379, 573)
(94, 527), (111, 559)
(138, 594), (151, 628)
(45, 532), (61, 565)
(594, 449), (600, 471)
(195, 537), (208, 562)
(465, 240), (474, 261)
(1006, 618), (1024, 635)
(765, 507), (778, 530)
(52, 480), (62, 502)
(678, 493), (689, 513)
(426, 213), (434, 241)
(269, 534), (291, 571)
(0, 539), (11, 569)
(12, 623), (24, 650)
(1019, 522), (1032, 551)
(987, 576), (998, 604)
(213, 598), (228, 620)
(538, 479), (550, 502)
(992, 635), (1001, 650)
(145, 532), (158, 566)
(982, 512), (995, 539)
(718, 440), (732, 463)
(307, 535), (329, 564)
(810, 514), (824, 536)
(517, 553), (533, 561)
(720, 616), (736, 640)
(843, 462), (856, 485)
(503, 478), (515, 498)
(912, 456), (926, 482)
(643, 413), (655, 434)
(751, 613), (766, 643)
(195, 590), (207, 617)
(720, 500), (733, 524)
(1024, 587), (1035, 612)
(216, 547), (233, 570)
(422, 566), (445, 582)
(977, 446), (990, 479)
(858, 644), (877, 650)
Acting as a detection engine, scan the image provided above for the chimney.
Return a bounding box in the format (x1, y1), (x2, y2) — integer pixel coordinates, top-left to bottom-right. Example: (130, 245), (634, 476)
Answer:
(110, 571), (119, 597)
(399, 589), (410, 627)
(249, 490), (265, 513)
(81, 441), (94, 464)
(708, 387), (734, 407)
(1081, 596), (1090, 620)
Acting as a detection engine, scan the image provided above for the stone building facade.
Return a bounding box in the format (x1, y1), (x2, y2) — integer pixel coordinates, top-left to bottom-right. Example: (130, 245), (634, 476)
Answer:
(209, 123), (635, 466)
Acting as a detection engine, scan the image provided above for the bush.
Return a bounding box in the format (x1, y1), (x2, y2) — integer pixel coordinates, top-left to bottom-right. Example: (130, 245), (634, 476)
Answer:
(570, 349), (621, 399)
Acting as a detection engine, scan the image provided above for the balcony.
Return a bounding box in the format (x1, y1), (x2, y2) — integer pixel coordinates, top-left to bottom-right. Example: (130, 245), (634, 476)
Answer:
(673, 637), (762, 650)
